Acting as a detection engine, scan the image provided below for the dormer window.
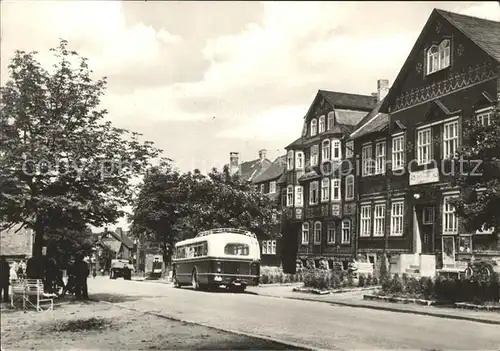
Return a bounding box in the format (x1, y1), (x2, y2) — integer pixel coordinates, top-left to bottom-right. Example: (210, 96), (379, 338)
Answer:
(310, 119), (318, 137)
(295, 151), (304, 169)
(426, 39), (451, 75)
(287, 150), (294, 170)
(318, 115), (325, 133)
(327, 112), (335, 130)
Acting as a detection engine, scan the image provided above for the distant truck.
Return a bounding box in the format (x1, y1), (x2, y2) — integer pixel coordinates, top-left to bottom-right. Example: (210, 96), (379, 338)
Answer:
(109, 259), (134, 280)
(145, 254), (163, 278)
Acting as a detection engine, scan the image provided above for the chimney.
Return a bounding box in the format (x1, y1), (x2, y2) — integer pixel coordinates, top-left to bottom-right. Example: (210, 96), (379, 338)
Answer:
(258, 149), (267, 160)
(377, 79), (389, 102)
(116, 227), (123, 239)
(371, 92), (378, 99)
(229, 152), (239, 175)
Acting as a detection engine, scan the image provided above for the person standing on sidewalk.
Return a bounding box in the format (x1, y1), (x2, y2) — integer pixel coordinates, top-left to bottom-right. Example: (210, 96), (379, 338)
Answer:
(74, 256), (89, 300)
(0, 256), (10, 303)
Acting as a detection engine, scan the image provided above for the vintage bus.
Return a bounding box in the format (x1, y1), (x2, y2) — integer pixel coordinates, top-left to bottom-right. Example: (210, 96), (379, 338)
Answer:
(172, 228), (261, 291)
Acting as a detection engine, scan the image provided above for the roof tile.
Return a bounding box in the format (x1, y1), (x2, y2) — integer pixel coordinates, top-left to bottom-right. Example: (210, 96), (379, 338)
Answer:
(320, 90), (377, 111)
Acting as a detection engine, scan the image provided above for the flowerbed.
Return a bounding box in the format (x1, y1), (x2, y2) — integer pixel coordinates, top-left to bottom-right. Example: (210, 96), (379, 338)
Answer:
(302, 269), (379, 290)
(259, 266), (304, 284)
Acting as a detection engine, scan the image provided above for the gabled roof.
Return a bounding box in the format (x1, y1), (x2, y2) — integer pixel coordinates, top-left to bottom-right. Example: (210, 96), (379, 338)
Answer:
(239, 158), (272, 182)
(285, 137), (304, 149)
(436, 9), (500, 62)
(252, 156), (286, 183)
(349, 100), (389, 140)
(320, 90), (377, 111)
(381, 8), (500, 113)
(102, 229), (134, 249)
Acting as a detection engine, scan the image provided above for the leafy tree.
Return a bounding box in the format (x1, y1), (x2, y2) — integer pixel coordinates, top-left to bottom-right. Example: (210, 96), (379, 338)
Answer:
(449, 106), (500, 240)
(130, 164), (281, 267)
(0, 39), (161, 258)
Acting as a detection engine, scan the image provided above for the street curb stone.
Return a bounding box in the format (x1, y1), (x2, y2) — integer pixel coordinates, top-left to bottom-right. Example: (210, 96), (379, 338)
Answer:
(91, 298), (321, 351)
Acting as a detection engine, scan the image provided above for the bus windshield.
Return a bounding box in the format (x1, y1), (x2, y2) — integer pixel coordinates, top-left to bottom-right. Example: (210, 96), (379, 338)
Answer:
(224, 243), (249, 256)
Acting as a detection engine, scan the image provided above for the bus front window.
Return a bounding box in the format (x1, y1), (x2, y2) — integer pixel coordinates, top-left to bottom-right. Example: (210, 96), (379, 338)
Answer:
(224, 243), (249, 256)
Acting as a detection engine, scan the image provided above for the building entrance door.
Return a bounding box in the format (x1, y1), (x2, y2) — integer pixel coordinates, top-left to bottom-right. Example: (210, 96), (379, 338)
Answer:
(416, 205), (434, 254)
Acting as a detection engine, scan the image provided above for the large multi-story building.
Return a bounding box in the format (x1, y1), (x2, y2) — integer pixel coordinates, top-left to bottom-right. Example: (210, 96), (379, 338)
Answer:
(345, 9), (500, 276)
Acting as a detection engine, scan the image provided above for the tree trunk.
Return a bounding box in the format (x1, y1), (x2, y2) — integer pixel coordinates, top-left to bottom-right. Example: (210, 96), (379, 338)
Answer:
(32, 216), (44, 258)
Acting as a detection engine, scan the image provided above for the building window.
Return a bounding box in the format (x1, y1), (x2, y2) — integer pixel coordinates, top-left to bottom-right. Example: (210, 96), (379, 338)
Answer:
(390, 201), (404, 236)
(392, 135), (404, 170)
(261, 240), (276, 255)
(417, 128), (431, 165)
(327, 222), (335, 243)
(362, 145), (373, 176)
(476, 107), (493, 126)
(332, 139), (341, 160)
(345, 175), (354, 200)
(287, 150), (294, 170)
(375, 141), (386, 174)
(374, 204), (385, 237)
(314, 221), (322, 244)
(301, 222), (309, 244)
(321, 178), (329, 202)
(269, 181), (276, 194)
(327, 111), (335, 130)
(286, 185), (294, 207)
(360, 205), (371, 237)
(309, 181), (319, 204)
(322, 139), (330, 161)
(423, 207), (434, 225)
(443, 196), (458, 234)
(438, 39), (451, 70)
(281, 188), (287, 207)
(295, 185), (303, 207)
(331, 178), (340, 201)
(345, 140), (354, 159)
(341, 220), (351, 244)
(295, 151), (304, 169)
(319, 115), (325, 133)
(310, 145), (319, 166)
(260, 184), (265, 194)
(426, 45), (438, 75)
(311, 119), (318, 136)
(459, 234), (472, 254)
(443, 120), (459, 159)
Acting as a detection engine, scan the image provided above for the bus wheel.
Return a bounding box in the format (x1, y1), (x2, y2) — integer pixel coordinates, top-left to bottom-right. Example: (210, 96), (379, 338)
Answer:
(191, 271), (200, 290)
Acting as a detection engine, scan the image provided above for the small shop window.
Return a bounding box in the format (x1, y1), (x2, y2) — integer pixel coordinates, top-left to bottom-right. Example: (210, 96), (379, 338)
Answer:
(459, 235), (472, 254)
(422, 207), (434, 225)
(224, 243), (249, 256)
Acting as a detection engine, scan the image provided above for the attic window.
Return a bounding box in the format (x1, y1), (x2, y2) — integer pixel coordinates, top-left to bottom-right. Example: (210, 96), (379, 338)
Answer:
(327, 112), (335, 130)
(426, 39), (450, 75)
(310, 119), (318, 137)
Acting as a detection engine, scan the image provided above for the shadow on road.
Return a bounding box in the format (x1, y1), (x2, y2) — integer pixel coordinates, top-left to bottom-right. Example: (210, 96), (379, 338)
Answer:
(90, 293), (154, 303)
(185, 288), (259, 296)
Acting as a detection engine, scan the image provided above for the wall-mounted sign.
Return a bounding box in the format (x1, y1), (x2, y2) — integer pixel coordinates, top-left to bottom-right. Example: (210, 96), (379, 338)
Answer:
(409, 168), (439, 186)
(331, 204), (341, 217)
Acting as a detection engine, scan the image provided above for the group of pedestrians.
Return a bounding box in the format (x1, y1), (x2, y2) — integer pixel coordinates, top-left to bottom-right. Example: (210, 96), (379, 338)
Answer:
(0, 254), (91, 303)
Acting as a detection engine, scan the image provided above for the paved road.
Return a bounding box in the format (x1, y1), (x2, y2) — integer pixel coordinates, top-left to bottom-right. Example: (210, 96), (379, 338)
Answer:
(88, 277), (500, 350)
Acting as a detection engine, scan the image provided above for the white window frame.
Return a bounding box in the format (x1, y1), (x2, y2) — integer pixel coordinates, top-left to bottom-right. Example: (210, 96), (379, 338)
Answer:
(438, 39), (450, 70)
(262, 241), (268, 254)
(310, 145), (319, 166)
(287, 150), (294, 170)
(310, 119), (318, 137)
(362, 144), (373, 176)
(345, 175), (354, 200)
(443, 196), (458, 235)
(392, 135), (404, 170)
(426, 45), (439, 75)
(390, 201), (404, 236)
(331, 178), (340, 201)
(269, 181), (276, 194)
(360, 205), (371, 237)
(375, 141), (386, 175)
(260, 184), (265, 194)
(295, 151), (304, 169)
(322, 139), (330, 161)
(327, 222), (335, 244)
(327, 111), (335, 131)
(309, 181), (319, 205)
(345, 140), (354, 159)
(295, 185), (303, 207)
(286, 185), (294, 207)
(318, 115), (325, 133)
(332, 139), (341, 160)
(417, 128), (431, 165)
(314, 221), (322, 244)
(476, 107), (493, 126)
(341, 220), (351, 244)
(443, 120), (459, 159)
(261, 240), (277, 255)
(374, 204), (385, 237)
(321, 178), (329, 202)
(301, 222), (310, 244)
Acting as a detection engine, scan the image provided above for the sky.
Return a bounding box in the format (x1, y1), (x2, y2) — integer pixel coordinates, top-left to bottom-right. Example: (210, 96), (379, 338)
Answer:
(2, 1), (499, 231)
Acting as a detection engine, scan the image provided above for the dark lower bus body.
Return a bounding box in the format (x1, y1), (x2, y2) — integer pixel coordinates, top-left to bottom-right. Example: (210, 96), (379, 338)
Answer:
(173, 257), (260, 291)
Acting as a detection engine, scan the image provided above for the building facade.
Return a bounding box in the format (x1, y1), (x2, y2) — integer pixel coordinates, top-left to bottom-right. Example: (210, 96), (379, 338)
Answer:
(347, 9), (500, 275)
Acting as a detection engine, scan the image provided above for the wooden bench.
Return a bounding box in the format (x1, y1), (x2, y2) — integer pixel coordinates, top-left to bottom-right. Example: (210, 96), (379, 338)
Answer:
(10, 279), (54, 311)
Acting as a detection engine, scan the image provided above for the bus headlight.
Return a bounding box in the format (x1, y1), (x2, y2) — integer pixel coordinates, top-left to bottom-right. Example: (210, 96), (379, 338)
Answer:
(216, 261), (221, 272)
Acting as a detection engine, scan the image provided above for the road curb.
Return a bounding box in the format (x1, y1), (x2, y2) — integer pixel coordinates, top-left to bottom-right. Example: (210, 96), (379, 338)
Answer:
(262, 294), (500, 326)
(92, 298), (320, 351)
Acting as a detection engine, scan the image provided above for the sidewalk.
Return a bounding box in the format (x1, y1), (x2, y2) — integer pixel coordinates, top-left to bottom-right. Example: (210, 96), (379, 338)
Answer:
(248, 285), (500, 325)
